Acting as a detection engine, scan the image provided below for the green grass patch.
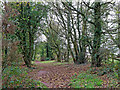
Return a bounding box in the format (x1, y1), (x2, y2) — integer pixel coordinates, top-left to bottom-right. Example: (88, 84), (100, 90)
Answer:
(39, 60), (68, 65)
(52, 62), (69, 66)
(70, 73), (103, 88)
(39, 60), (56, 63)
(32, 60), (69, 66)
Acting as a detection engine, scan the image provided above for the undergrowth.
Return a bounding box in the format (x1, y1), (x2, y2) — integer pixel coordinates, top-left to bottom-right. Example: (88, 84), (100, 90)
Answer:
(2, 65), (47, 88)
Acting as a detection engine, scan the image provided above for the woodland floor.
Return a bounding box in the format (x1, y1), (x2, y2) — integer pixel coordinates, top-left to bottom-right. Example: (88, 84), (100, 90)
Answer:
(28, 61), (118, 88)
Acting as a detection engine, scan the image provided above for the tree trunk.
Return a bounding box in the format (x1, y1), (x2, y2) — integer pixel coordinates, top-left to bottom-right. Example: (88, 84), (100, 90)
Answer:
(21, 3), (31, 68)
(80, 18), (87, 64)
(92, 2), (101, 67)
(46, 42), (49, 58)
(57, 49), (61, 62)
(28, 2), (32, 66)
(76, 2), (86, 64)
(67, 5), (71, 63)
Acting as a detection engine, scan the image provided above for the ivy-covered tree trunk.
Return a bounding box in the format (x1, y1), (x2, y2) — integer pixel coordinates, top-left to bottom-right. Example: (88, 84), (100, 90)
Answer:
(92, 2), (102, 67)
(19, 2), (31, 68)
(27, 2), (32, 67)
(22, 28), (30, 67)
(20, 3), (30, 67)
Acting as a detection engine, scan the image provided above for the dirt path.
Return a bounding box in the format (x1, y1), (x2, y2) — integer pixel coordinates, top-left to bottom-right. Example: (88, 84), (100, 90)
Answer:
(28, 61), (90, 88)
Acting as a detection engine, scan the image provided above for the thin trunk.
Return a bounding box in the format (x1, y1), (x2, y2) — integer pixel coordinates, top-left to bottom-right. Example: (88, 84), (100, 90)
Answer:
(66, 45), (69, 62)
(67, 5), (71, 62)
(27, 2), (32, 66)
(78, 2), (82, 52)
(80, 18), (87, 64)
